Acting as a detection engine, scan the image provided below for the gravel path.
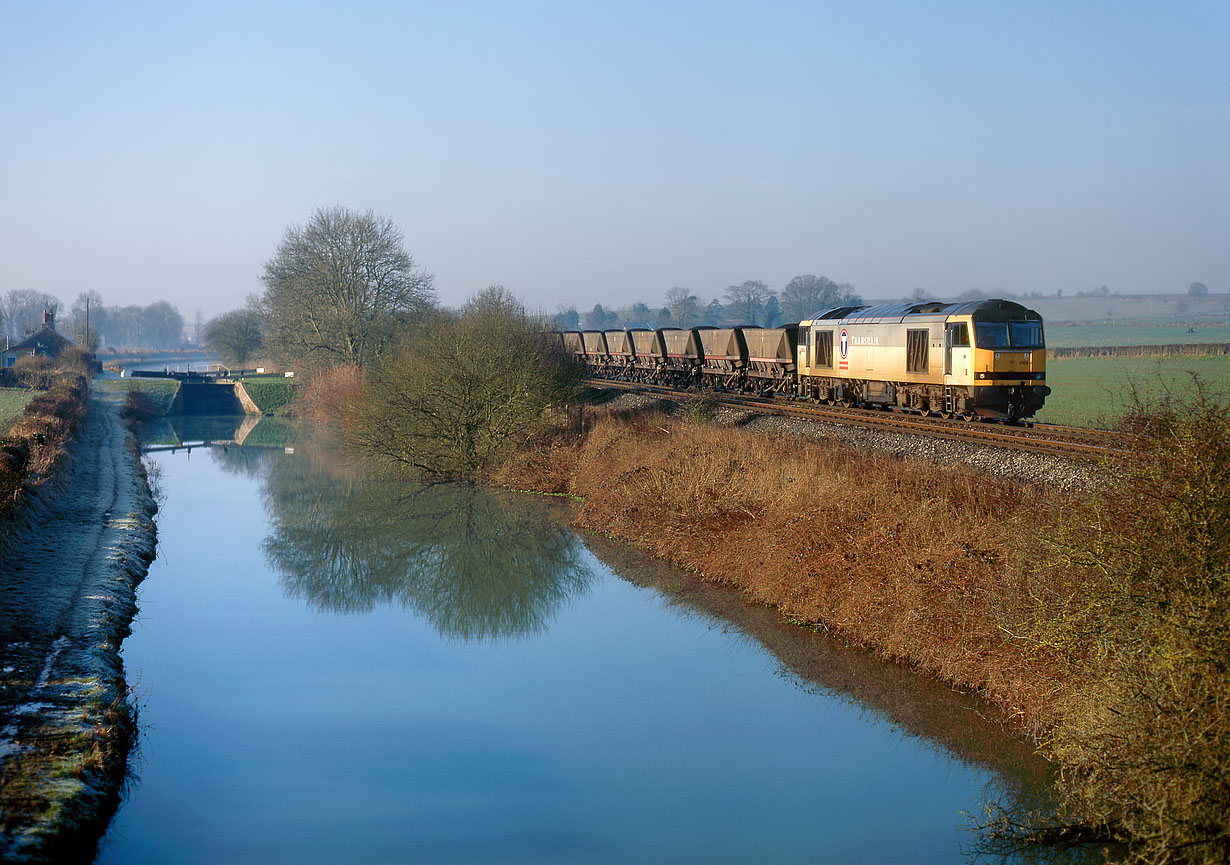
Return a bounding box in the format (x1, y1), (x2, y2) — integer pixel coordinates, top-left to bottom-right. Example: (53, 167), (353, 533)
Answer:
(596, 390), (1098, 492)
(0, 397), (157, 862)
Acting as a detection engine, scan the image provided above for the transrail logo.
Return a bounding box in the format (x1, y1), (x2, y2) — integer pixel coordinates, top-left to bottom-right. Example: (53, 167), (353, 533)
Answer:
(839, 328), (849, 369)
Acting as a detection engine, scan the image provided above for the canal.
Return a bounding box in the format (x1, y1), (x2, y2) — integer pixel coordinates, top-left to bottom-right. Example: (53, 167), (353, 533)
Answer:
(95, 423), (1055, 864)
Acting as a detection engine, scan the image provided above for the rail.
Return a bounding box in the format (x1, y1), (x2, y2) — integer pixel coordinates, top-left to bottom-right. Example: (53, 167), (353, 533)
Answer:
(582, 378), (1129, 461)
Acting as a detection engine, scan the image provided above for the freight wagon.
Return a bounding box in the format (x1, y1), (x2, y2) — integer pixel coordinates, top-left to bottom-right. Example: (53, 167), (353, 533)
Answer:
(556, 298), (1049, 421)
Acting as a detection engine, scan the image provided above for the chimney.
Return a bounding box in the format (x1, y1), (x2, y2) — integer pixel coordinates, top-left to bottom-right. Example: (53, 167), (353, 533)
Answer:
(42, 308), (55, 330)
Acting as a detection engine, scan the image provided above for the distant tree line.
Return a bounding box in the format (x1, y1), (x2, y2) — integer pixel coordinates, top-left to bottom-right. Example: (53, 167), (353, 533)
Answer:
(1, 288), (188, 350)
(554, 279), (1221, 331)
(554, 274), (863, 331)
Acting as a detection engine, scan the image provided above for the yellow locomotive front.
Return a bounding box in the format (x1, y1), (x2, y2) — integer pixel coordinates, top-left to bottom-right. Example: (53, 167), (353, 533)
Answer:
(944, 300), (1049, 420)
(795, 299), (1050, 421)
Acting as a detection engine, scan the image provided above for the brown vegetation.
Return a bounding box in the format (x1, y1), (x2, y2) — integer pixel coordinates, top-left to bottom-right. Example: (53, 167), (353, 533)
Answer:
(294, 362), (367, 424)
(0, 359), (89, 522)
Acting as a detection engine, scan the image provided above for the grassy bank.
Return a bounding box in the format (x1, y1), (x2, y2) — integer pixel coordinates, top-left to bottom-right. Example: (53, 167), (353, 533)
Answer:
(235, 377), (295, 415)
(0, 389), (38, 430)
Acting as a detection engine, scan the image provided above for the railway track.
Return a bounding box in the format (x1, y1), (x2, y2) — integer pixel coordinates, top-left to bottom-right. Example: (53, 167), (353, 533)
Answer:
(583, 378), (1129, 461)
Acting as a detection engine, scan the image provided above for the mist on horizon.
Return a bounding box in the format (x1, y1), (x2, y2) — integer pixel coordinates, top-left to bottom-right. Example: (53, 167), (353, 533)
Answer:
(1, 2), (1225, 324)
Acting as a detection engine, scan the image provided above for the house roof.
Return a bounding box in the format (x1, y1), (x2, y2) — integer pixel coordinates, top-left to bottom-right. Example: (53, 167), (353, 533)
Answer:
(7, 326), (76, 357)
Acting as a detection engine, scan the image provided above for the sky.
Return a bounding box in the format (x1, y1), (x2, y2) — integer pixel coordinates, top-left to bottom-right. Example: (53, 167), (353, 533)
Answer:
(1, 0), (1227, 319)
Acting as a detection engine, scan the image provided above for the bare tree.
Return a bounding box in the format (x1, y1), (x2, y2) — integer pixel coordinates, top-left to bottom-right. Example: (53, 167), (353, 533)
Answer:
(142, 300), (185, 348)
(68, 291), (105, 349)
(724, 280), (771, 325)
(3, 290), (60, 340)
(204, 308), (265, 366)
(780, 275), (862, 322)
(261, 206), (436, 371)
(664, 286), (700, 326)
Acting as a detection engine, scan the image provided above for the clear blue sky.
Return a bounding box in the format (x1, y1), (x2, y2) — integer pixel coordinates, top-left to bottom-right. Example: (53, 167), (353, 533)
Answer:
(1, 0), (1226, 319)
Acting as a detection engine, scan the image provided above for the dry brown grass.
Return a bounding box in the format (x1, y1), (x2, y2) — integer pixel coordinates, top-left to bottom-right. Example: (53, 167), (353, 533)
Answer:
(293, 363), (369, 423)
(496, 406), (1070, 737)
(0, 362), (89, 522)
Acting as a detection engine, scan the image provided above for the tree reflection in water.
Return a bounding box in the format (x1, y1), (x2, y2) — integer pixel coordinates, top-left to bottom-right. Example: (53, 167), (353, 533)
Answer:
(223, 447), (595, 641)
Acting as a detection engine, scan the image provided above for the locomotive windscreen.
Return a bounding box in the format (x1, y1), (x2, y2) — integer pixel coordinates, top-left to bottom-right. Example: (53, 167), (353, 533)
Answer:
(974, 321), (1044, 349)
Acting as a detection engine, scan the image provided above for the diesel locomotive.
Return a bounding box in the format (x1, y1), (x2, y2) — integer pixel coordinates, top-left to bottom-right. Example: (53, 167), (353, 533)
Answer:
(558, 298), (1050, 421)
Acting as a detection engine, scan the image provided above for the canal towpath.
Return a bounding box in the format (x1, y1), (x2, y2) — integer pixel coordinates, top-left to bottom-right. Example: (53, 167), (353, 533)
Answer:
(0, 396), (157, 862)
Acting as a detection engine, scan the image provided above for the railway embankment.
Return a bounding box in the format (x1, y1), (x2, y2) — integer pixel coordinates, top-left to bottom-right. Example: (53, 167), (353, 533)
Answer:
(0, 391), (157, 863)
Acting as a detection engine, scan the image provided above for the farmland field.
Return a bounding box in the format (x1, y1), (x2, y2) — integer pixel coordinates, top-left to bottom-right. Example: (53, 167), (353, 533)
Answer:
(0, 388), (38, 431)
(1034, 355), (1230, 428)
(1044, 320), (1230, 348)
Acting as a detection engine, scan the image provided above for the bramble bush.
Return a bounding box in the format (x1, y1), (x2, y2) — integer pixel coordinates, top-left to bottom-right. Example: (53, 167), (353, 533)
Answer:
(1032, 381), (1229, 863)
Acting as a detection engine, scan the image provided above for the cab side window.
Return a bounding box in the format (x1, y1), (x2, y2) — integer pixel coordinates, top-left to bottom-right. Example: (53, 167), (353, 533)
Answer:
(950, 324), (969, 347)
(816, 331), (834, 369)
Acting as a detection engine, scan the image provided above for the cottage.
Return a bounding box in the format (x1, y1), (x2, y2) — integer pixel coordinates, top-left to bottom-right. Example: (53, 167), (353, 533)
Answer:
(3, 310), (76, 367)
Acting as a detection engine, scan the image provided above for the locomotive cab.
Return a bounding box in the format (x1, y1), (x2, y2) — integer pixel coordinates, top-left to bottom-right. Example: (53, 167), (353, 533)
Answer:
(959, 301), (1050, 420)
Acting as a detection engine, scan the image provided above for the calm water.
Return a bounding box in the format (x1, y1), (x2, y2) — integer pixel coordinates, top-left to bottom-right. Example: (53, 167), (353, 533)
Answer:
(95, 425), (1054, 864)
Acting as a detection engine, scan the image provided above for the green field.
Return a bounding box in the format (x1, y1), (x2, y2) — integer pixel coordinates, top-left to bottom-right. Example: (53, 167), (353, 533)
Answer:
(1044, 321), (1230, 348)
(1035, 355), (1230, 428)
(0, 388), (38, 431)
(92, 379), (182, 414)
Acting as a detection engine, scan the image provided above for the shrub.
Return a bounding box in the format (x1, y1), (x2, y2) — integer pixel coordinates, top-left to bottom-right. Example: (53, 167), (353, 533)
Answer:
(294, 364), (367, 424)
(1030, 382), (1230, 862)
(0, 370), (88, 519)
(347, 287), (582, 480)
(9, 354), (59, 389)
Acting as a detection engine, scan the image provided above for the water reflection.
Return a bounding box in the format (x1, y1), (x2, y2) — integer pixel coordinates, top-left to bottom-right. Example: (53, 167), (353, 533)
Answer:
(580, 534), (1081, 862)
(247, 449), (595, 641)
(140, 414), (296, 452)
